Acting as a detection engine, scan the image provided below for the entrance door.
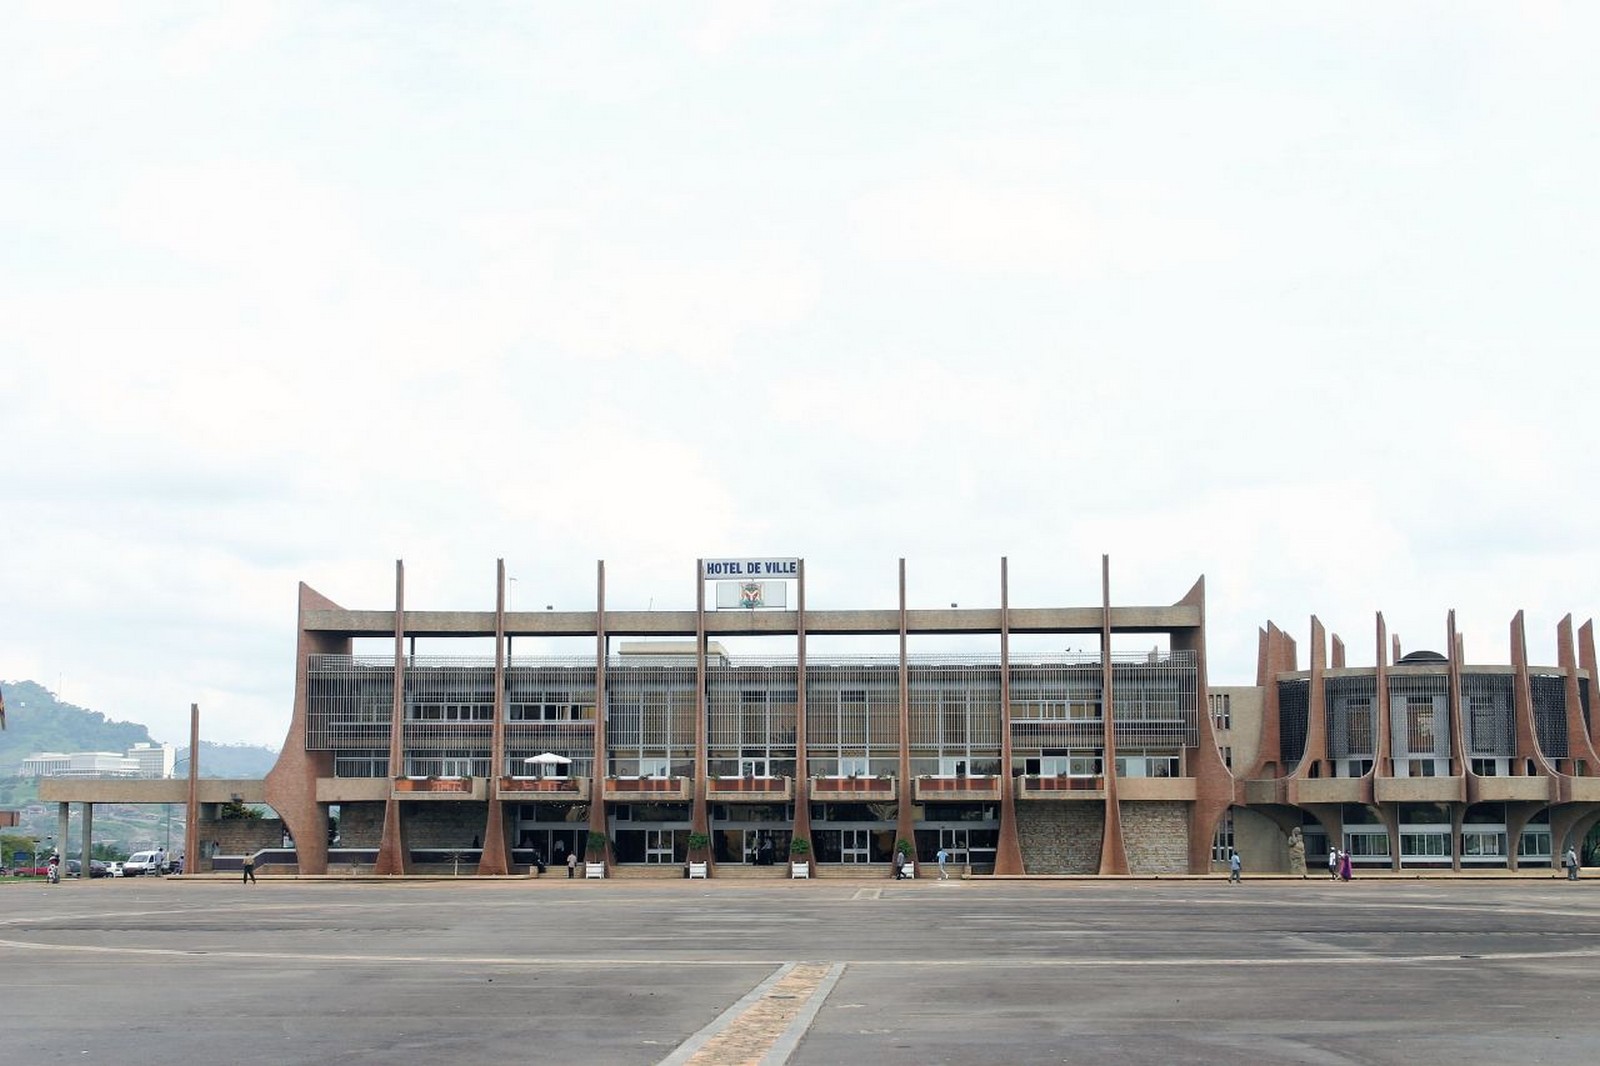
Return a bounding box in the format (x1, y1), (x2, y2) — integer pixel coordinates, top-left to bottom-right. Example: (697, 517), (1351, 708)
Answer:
(644, 829), (675, 864)
(841, 829), (871, 864)
(940, 828), (970, 865)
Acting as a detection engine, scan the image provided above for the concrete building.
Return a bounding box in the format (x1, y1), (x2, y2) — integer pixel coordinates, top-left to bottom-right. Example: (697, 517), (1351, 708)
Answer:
(251, 557), (1600, 878)
(21, 743), (175, 780)
(36, 556), (1600, 879)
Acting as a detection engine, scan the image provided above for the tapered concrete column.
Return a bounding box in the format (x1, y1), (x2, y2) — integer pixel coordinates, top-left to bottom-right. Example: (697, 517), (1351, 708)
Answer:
(587, 562), (611, 866)
(374, 560), (409, 876)
(57, 802), (69, 862)
(993, 557), (1024, 874)
(693, 561), (711, 852)
(479, 560), (510, 875)
(80, 803), (93, 874)
(1296, 617), (1328, 779)
(790, 560), (813, 861)
(895, 559), (915, 868)
(1556, 616), (1600, 775)
(1098, 555), (1129, 876)
(185, 703), (200, 873)
(1176, 576), (1231, 875)
(1446, 611), (1465, 872)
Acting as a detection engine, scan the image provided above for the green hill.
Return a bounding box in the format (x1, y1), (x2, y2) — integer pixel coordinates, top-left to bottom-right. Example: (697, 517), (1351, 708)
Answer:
(0, 680), (153, 770)
(0, 680), (279, 778)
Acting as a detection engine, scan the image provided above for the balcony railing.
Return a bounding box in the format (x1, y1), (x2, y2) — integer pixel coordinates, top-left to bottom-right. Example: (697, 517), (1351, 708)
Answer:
(706, 776), (794, 801)
(912, 775), (1002, 802)
(392, 776), (486, 800)
(1017, 775), (1105, 799)
(602, 777), (693, 801)
(810, 775), (898, 800)
(497, 776), (590, 799)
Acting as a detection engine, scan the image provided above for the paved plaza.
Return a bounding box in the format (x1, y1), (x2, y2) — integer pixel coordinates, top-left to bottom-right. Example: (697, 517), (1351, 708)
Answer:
(2, 875), (1598, 1064)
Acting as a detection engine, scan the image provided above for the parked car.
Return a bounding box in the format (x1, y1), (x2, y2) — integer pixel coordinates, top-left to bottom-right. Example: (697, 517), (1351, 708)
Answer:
(161, 855), (183, 875)
(63, 859), (109, 879)
(122, 851), (163, 876)
(104, 861), (123, 878)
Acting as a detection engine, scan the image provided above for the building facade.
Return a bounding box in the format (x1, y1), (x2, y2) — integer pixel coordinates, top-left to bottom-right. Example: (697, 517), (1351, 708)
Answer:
(259, 558), (1600, 877)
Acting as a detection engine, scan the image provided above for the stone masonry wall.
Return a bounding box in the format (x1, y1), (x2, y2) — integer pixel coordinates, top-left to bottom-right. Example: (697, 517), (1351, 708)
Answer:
(199, 816), (288, 863)
(1017, 804), (1103, 874)
(399, 802), (485, 848)
(1121, 801), (1189, 874)
(337, 802), (384, 848)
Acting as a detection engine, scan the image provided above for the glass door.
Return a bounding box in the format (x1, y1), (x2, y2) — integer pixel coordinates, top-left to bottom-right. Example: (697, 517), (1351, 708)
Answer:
(841, 829), (871, 864)
(644, 829), (676, 864)
(939, 828), (970, 865)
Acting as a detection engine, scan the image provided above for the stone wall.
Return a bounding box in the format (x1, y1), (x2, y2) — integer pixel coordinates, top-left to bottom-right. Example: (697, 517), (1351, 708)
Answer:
(199, 815), (288, 863)
(1121, 801), (1189, 874)
(337, 802), (385, 848)
(399, 801), (485, 848)
(1017, 804), (1103, 874)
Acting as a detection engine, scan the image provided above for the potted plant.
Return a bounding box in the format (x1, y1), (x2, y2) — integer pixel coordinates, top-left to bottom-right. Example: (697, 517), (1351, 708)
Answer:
(788, 837), (812, 879)
(685, 831), (711, 878)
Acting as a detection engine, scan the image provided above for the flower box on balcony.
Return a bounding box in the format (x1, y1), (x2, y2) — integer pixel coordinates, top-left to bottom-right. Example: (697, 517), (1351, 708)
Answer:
(499, 776), (580, 793)
(393, 776), (473, 794)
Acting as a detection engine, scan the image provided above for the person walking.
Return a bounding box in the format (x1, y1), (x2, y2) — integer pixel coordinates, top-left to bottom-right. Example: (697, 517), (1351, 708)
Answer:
(1565, 846), (1581, 881)
(936, 847), (949, 880)
(567, 851), (578, 879)
(1228, 850), (1242, 883)
(242, 852), (257, 884)
(1328, 846), (1341, 880)
(1339, 849), (1353, 881)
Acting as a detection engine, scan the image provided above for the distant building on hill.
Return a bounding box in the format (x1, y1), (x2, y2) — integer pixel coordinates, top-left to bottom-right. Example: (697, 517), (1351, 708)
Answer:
(20, 742), (176, 779)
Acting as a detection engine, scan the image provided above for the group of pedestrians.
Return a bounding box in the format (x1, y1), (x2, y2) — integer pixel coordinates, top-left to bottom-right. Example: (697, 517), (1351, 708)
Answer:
(1326, 846), (1353, 881)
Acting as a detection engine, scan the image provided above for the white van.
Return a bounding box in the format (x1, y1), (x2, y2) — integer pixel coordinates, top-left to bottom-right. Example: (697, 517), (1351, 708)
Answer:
(123, 851), (163, 876)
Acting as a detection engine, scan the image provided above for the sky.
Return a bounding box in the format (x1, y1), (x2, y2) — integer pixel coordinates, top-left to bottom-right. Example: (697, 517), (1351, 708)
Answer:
(4, 2), (1600, 750)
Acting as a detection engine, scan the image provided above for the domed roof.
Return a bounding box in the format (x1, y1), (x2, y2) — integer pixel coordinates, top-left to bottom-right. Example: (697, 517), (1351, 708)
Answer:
(1398, 650), (1447, 664)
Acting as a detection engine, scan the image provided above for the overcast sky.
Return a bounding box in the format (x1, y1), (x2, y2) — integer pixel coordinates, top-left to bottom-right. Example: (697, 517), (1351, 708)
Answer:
(5, 2), (1599, 750)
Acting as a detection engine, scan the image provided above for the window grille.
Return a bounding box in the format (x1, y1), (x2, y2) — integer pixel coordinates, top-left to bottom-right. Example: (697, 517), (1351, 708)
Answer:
(805, 659), (899, 775)
(1461, 674), (1514, 755)
(506, 659), (595, 776)
(1278, 679), (1309, 765)
(306, 655), (393, 752)
(707, 664), (797, 777)
(1530, 674), (1568, 758)
(1324, 675), (1376, 758)
(1388, 673), (1448, 759)
(606, 659), (696, 777)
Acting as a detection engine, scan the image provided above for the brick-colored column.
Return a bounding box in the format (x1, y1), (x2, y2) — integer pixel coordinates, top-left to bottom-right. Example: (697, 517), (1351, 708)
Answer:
(790, 560), (813, 863)
(1579, 621), (1600, 755)
(895, 559), (914, 871)
(587, 562), (610, 866)
(1098, 555), (1129, 876)
(994, 557), (1024, 874)
(692, 561), (710, 849)
(374, 560), (408, 875)
(479, 560), (510, 875)
(264, 584), (344, 875)
(1446, 611), (1466, 871)
(1375, 612), (1398, 869)
(185, 703), (199, 873)
(1556, 616), (1600, 778)
(1176, 577), (1231, 874)
(1296, 616), (1328, 780)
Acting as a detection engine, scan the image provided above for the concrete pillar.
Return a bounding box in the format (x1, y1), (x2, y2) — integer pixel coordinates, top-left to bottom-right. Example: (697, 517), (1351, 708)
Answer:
(80, 803), (94, 873)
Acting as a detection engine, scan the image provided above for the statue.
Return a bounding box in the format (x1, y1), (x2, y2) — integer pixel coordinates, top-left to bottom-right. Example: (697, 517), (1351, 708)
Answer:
(1287, 826), (1307, 877)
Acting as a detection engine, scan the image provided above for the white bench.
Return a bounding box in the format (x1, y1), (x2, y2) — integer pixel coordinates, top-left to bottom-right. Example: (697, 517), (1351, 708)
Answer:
(790, 861), (810, 879)
(584, 862), (606, 879)
(688, 861), (708, 879)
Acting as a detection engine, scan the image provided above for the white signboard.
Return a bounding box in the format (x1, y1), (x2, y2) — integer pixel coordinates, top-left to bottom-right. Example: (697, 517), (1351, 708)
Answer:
(701, 557), (799, 580)
(716, 581), (789, 610)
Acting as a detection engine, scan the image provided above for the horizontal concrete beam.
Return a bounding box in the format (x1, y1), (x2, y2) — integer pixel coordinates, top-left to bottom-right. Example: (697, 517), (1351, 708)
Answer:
(302, 603), (1203, 639)
(39, 779), (267, 805)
